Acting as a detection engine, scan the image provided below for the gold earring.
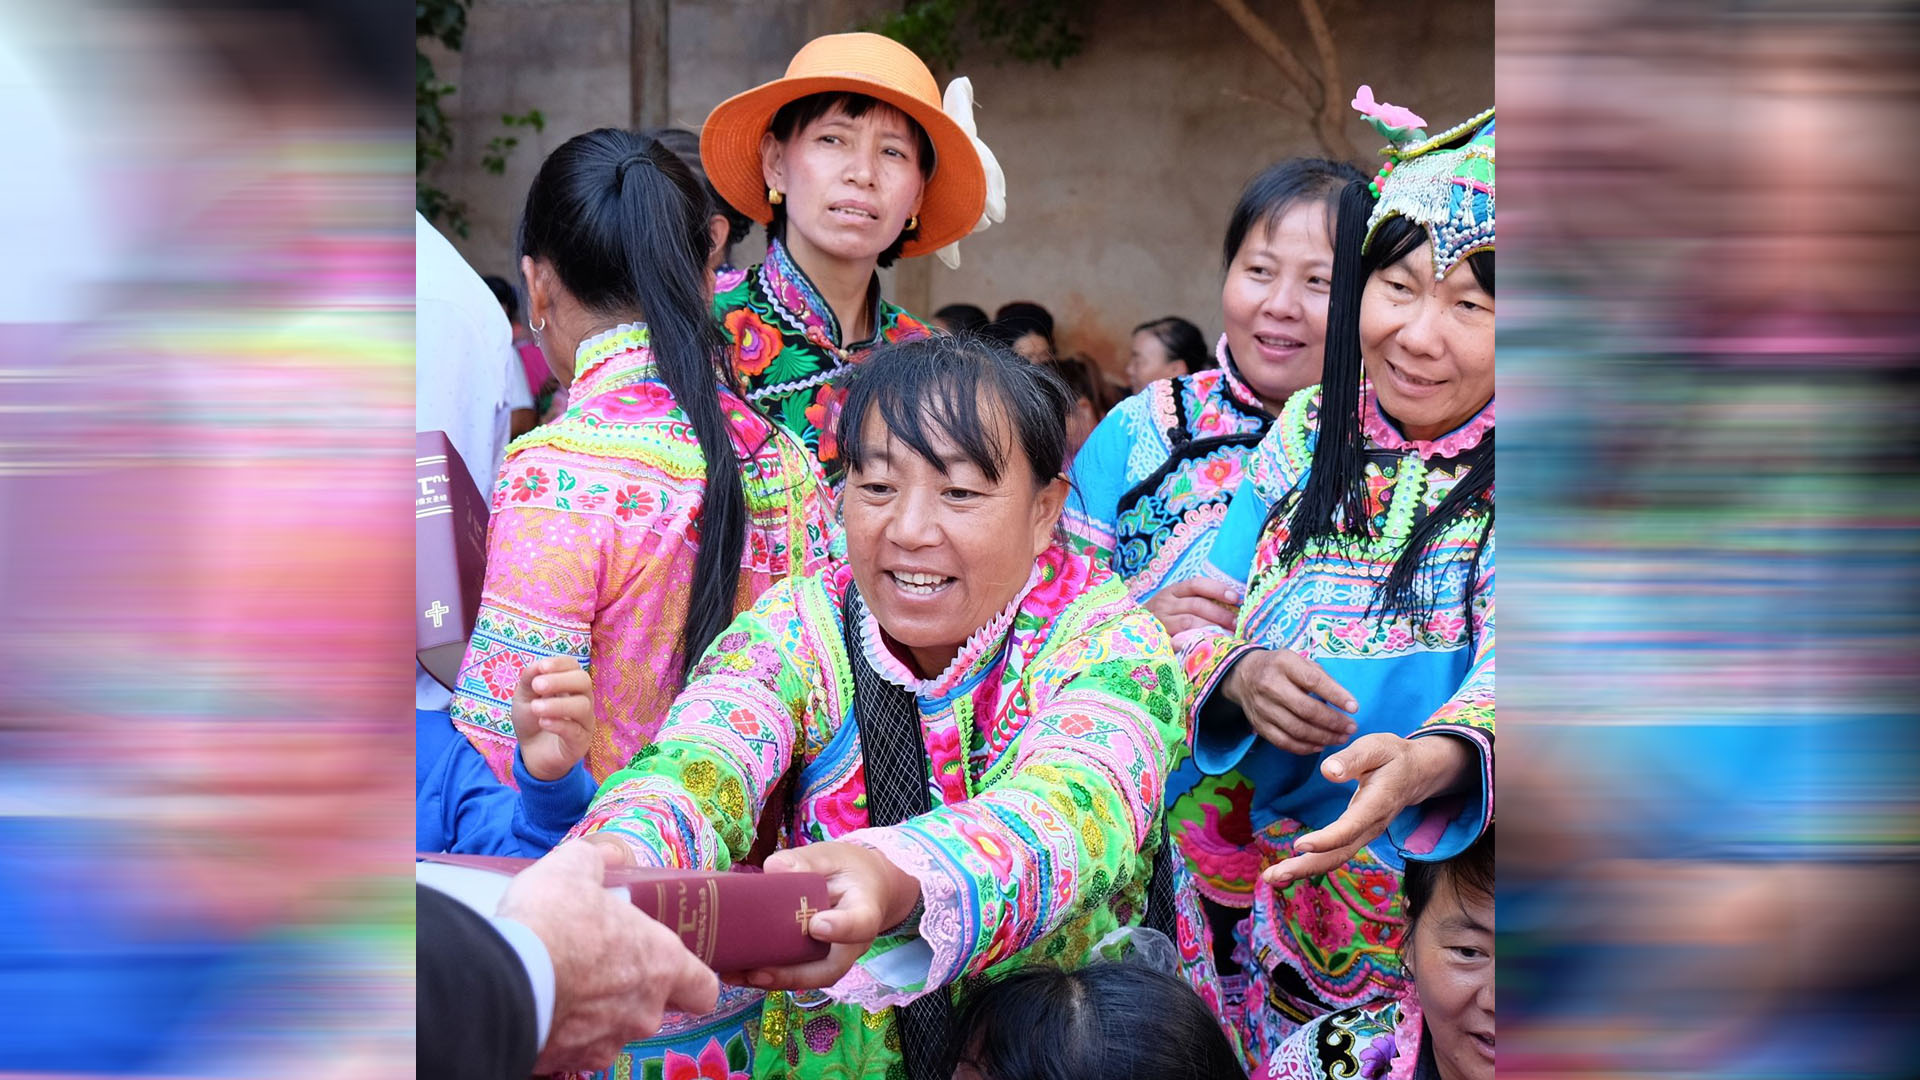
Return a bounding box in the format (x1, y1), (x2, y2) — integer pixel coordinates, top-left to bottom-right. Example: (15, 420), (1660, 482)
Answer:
(907, 214), (919, 231)
(768, 187), (783, 205)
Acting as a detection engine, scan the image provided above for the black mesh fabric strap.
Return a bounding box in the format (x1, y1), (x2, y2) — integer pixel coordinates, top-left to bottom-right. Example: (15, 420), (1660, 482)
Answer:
(1141, 817), (1179, 940)
(840, 586), (955, 1080)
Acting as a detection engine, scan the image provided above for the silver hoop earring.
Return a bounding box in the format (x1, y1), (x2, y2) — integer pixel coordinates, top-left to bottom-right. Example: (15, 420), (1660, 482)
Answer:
(529, 316), (547, 334)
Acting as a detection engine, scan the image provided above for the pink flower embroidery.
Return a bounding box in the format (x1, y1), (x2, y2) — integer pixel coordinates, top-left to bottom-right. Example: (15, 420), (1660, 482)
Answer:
(1056, 712), (1098, 737)
(613, 484), (654, 522)
(661, 1038), (745, 1080)
(1200, 456), (1240, 490)
(608, 381), (675, 416)
(724, 707), (763, 739)
(1296, 882), (1357, 952)
(509, 467), (550, 502)
(1351, 85), (1427, 131)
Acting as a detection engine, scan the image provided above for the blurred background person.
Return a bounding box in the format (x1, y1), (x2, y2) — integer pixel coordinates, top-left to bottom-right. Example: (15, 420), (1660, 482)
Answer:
(1049, 351), (1108, 462)
(933, 301), (990, 335)
(986, 299), (1058, 362)
(1126, 314), (1214, 392)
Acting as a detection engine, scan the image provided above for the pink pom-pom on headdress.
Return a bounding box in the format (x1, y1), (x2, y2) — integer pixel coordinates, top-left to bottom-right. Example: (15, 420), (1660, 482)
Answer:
(1351, 85), (1427, 131)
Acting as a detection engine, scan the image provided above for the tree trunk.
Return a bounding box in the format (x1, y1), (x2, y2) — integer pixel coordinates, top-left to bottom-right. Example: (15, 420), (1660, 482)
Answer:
(631, 0), (669, 130)
(1210, 0), (1362, 163)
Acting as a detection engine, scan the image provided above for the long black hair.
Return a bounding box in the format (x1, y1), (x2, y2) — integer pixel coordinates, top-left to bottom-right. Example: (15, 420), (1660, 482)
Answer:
(516, 127), (749, 678)
(644, 126), (753, 265)
(949, 962), (1249, 1080)
(1276, 176), (1495, 635)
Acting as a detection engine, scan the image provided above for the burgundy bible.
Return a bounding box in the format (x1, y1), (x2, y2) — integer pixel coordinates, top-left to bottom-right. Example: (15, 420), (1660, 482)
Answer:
(416, 431), (490, 690)
(415, 852), (832, 972)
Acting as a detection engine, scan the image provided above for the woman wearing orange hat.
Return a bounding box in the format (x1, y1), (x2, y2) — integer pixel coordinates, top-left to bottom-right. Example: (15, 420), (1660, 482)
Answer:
(701, 31), (1002, 483)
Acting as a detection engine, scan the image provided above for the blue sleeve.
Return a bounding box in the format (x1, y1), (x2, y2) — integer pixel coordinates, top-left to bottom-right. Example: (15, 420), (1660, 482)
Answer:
(1062, 403), (1138, 560)
(417, 708), (595, 857)
(1205, 475), (1265, 586)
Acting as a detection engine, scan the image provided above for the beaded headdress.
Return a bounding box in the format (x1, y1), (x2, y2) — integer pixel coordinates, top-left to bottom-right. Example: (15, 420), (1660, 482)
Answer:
(1351, 86), (1494, 280)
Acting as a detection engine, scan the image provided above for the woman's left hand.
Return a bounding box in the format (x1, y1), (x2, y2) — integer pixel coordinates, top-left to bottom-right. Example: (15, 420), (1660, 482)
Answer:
(1261, 733), (1472, 886)
(733, 840), (922, 992)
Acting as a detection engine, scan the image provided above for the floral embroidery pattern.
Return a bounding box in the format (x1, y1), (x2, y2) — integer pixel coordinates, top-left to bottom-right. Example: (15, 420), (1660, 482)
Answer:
(509, 466), (550, 502)
(566, 545), (1221, 1077)
(723, 308), (783, 378)
(715, 237), (932, 475)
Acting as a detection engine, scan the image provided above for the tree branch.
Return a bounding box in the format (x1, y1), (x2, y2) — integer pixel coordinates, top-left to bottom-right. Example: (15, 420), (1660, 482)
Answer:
(1209, 0), (1318, 106)
(1297, 0), (1341, 100)
(1222, 85), (1311, 122)
(1297, 0), (1360, 161)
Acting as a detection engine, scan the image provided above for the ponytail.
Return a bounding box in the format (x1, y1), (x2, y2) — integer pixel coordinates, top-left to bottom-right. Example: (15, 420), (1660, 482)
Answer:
(518, 128), (751, 678)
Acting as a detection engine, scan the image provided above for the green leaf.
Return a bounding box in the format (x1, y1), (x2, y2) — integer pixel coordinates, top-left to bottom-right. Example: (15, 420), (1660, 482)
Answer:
(641, 1061), (663, 1080)
(555, 496), (571, 510)
(586, 483), (608, 494)
(726, 1037), (749, 1071)
(556, 471), (576, 492)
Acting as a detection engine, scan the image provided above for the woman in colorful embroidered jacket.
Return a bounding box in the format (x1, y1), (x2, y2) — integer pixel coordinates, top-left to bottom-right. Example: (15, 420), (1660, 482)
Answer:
(447, 129), (831, 786)
(1181, 99), (1495, 1063)
(1062, 157), (1363, 974)
(1267, 830), (1494, 1080)
(699, 32), (1005, 481)
(569, 337), (1215, 1079)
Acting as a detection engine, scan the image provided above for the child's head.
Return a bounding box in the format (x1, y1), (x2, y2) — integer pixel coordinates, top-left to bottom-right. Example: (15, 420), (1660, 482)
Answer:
(950, 962), (1247, 1080)
(1402, 828), (1495, 1080)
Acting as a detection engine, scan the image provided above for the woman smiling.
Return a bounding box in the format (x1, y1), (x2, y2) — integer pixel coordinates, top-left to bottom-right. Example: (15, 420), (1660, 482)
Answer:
(1180, 98), (1496, 1062)
(569, 337), (1211, 1078)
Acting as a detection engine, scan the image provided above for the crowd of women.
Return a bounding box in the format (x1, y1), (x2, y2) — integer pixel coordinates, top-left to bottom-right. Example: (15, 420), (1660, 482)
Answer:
(419, 29), (1494, 1080)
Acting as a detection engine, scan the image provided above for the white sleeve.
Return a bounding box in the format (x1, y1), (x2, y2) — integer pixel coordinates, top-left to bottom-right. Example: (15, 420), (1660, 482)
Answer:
(503, 341), (534, 411)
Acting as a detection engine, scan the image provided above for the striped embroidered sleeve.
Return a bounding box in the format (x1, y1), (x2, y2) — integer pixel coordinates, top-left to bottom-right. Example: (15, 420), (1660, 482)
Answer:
(446, 451), (608, 784)
(1393, 531), (1495, 861)
(831, 611), (1186, 1008)
(564, 583), (812, 870)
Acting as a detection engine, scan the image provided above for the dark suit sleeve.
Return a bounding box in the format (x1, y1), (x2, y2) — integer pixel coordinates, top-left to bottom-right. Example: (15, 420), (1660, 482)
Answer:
(417, 883), (539, 1080)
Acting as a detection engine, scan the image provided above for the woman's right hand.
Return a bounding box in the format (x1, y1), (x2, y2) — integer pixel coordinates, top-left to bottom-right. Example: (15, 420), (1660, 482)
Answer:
(1219, 647), (1360, 755)
(1145, 577), (1243, 636)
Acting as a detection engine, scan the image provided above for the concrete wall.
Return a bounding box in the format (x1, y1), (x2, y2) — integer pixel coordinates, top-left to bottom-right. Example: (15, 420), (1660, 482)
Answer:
(425, 0), (1492, 381)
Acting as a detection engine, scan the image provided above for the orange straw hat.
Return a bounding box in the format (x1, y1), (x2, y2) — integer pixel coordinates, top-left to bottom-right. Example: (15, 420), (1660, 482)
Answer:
(700, 32), (989, 260)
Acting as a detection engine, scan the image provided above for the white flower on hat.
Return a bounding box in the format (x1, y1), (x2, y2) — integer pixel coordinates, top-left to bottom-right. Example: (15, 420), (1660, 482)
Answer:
(933, 76), (1006, 271)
